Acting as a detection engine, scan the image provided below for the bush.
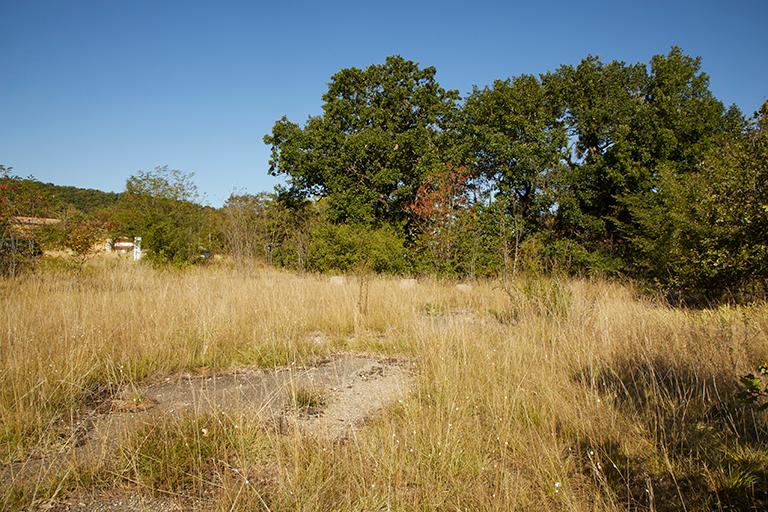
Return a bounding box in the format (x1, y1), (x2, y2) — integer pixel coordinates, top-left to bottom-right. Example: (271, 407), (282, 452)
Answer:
(307, 223), (408, 274)
(144, 221), (197, 267)
(509, 234), (622, 278)
(0, 236), (42, 277)
(542, 238), (623, 277)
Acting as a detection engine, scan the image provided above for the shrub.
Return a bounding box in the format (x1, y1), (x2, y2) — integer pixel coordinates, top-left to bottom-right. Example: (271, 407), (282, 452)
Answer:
(0, 236), (42, 277)
(307, 223), (408, 274)
(542, 238), (623, 277)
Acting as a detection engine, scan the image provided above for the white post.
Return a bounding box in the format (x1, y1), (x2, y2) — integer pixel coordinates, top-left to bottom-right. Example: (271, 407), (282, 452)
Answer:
(133, 237), (142, 261)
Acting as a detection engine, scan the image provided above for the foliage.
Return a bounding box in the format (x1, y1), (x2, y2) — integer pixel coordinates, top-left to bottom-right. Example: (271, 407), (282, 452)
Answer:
(526, 235), (623, 276)
(63, 213), (108, 270)
(0, 166), (45, 276)
(459, 74), (566, 228)
(408, 164), (473, 273)
(543, 47), (740, 253)
(3, 49), (764, 300)
(111, 166), (213, 267)
(307, 223), (408, 274)
(265, 55), (460, 226)
(0, 236), (42, 277)
(125, 166), (199, 202)
(20, 181), (116, 217)
(738, 363), (768, 410)
(221, 192), (318, 269)
(0, 172), (118, 220)
(627, 101), (768, 300)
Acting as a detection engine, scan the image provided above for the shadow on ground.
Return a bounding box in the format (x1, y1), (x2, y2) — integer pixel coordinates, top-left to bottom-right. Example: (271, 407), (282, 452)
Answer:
(573, 356), (768, 511)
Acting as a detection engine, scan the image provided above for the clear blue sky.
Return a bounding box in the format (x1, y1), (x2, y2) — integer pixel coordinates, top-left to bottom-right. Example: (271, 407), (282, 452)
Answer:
(2, 0), (766, 206)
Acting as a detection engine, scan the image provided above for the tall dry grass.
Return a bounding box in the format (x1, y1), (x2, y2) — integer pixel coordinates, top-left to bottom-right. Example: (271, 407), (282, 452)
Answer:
(1, 257), (767, 510)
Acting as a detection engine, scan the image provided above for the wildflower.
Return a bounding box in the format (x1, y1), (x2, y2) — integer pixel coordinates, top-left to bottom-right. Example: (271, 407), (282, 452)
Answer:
(201, 428), (209, 437)
(554, 481), (562, 493)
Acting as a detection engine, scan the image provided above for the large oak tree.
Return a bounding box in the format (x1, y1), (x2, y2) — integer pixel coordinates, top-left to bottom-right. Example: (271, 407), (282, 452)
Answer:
(264, 56), (460, 227)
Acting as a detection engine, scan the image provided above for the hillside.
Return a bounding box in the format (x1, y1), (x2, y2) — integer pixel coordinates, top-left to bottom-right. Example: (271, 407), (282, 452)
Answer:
(0, 177), (120, 217)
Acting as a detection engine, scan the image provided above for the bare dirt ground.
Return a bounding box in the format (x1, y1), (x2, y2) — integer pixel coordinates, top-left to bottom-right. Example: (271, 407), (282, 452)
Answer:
(6, 353), (416, 511)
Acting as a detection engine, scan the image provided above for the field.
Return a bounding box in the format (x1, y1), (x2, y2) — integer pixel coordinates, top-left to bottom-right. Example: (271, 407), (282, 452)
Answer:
(1, 259), (767, 510)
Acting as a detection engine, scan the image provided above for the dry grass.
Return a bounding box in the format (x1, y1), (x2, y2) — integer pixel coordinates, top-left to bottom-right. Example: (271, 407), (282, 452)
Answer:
(1, 257), (767, 510)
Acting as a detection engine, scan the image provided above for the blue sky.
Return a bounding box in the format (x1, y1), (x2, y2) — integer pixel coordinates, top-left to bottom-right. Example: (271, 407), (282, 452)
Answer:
(2, 0), (766, 206)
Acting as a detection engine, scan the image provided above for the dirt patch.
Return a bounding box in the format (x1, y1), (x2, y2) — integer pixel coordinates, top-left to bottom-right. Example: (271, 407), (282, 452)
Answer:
(290, 356), (413, 439)
(52, 490), (200, 512)
(85, 354), (415, 446)
(4, 353), (415, 507)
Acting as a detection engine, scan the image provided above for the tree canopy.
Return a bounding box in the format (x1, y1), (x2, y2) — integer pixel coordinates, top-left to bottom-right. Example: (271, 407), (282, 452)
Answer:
(262, 48), (764, 300)
(265, 55), (460, 226)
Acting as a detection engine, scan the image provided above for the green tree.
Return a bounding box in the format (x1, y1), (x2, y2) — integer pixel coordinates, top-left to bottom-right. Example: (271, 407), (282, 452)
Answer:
(221, 192), (317, 269)
(627, 101), (767, 300)
(264, 55), (460, 226)
(111, 166), (211, 266)
(63, 212), (108, 272)
(125, 166), (199, 202)
(458, 75), (567, 228)
(543, 47), (742, 265)
(0, 166), (45, 276)
(307, 222), (408, 314)
(543, 53), (652, 248)
(307, 223), (407, 274)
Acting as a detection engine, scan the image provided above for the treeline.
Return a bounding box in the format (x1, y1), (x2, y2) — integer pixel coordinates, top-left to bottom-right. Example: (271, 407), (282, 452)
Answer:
(12, 181), (119, 216)
(1, 165), (218, 270)
(2, 48), (766, 302)
(254, 48), (767, 302)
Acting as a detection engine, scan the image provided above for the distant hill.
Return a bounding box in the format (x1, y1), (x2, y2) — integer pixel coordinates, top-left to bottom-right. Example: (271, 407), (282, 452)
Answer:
(1, 178), (120, 217)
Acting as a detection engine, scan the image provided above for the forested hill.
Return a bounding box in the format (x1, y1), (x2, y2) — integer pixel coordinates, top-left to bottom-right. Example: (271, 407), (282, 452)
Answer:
(0, 177), (120, 217)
